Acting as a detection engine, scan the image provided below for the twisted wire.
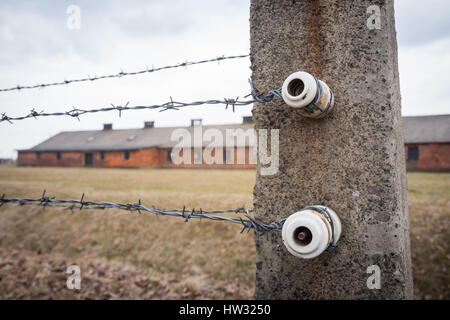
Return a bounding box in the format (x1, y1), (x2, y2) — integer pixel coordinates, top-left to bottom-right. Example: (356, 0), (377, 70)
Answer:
(0, 191), (286, 235)
(0, 54), (249, 93)
(0, 83), (284, 124)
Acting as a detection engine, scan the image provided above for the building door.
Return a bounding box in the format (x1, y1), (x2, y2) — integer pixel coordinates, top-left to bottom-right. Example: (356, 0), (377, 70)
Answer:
(84, 153), (93, 166)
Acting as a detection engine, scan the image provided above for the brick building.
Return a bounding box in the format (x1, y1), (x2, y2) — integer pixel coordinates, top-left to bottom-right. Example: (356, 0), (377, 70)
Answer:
(17, 118), (256, 169)
(17, 115), (450, 172)
(403, 115), (450, 172)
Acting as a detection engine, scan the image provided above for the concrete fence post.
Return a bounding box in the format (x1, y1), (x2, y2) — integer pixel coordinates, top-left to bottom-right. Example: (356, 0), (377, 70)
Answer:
(250, 0), (413, 299)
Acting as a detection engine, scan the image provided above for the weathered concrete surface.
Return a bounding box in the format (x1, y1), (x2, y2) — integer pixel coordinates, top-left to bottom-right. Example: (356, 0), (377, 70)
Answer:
(251, 0), (413, 299)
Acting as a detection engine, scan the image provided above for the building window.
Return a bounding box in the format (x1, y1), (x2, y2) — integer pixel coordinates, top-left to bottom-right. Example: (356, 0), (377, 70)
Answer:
(84, 153), (93, 166)
(407, 146), (419, 161)
(99, 152), (105, 160)
(36, 152), (40, 159)
(123, 151), (130, 160)
(193, 149), (201, 162)
(56, 152), (61, 160)
(223, 149), (231, 163)
(167, 150), (172, 162)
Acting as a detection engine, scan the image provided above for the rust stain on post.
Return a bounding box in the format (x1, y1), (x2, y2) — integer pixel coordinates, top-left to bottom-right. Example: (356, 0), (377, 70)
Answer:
(305, 0), (325, 77)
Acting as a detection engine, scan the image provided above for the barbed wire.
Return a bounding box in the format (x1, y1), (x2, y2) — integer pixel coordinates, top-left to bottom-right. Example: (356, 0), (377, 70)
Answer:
(0, 82), (283, 124)
(248, 78), (282, 103)
(0, 191), (286, 235)
(0, 98), (252, 123)
(0, 54), (249, 93)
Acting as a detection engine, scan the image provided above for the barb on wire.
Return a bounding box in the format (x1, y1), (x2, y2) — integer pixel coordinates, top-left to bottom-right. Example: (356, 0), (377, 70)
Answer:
(0, 54), (249, 93)
(0, 192), (286, 235)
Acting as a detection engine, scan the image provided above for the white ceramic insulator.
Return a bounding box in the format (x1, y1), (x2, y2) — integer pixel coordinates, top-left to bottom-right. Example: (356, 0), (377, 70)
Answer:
(281, 206), (342, 259)
(281, 71), (335, 118)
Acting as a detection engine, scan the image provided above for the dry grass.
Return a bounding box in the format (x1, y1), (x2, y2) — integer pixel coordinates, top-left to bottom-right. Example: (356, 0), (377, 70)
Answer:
(0, 166), (448, 299)
(0, 167), (256, 299)
(407, 173), (450, 299)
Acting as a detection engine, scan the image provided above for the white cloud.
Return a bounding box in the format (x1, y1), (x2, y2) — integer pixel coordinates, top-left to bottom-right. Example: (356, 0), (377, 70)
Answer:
(398, 37), (450, 116)
(0, 0), (251, 158)
(395, 0), (450, 46)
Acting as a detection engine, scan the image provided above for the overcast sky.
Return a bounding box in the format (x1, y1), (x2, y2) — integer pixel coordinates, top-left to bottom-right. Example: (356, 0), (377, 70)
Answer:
(0, 0), (449, 158)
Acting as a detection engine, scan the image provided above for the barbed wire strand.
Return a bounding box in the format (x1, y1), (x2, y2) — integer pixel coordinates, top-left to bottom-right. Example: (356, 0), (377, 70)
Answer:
(0, 81), (282, 124)
(0, 54), (249, 93)
(0, 191), (286, 235)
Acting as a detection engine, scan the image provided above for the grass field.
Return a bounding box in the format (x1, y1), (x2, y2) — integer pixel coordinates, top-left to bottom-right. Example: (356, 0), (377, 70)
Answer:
(0, 166), (448, 299)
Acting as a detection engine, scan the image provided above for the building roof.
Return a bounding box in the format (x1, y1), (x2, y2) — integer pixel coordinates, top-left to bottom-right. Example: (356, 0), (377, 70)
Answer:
(22, 123), (255, 152)
(19, 115), (450, 152)
(403, 115), (450, 144)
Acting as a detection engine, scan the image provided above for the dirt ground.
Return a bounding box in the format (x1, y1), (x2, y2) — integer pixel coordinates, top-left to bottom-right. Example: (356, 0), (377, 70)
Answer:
(0, 166), (448, 299)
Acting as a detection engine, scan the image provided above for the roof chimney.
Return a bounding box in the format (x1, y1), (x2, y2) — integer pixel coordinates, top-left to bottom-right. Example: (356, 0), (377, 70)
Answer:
(242, 116), (253, 124)
(191, 119), (202, 126)
(144, 121), (154, 129)
(103, 123), (113, 130)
